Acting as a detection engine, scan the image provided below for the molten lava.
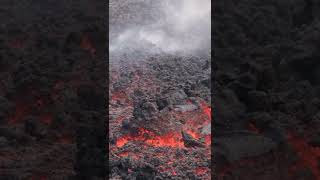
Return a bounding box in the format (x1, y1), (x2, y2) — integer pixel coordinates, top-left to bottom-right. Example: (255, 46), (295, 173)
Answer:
(118, 151), (129, 157)
(186, 129), (200, 140)
(200, 101), (211, 120)
(116, 128), (184, 148)
(204, 135), (211, 146)
(195, 167), (208, 176)
(145, 132), (184, 148)
(116, 137), (129, 147)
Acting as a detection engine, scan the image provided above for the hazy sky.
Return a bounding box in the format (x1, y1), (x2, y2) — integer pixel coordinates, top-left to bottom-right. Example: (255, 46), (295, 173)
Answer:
(110, 0), (211, 57)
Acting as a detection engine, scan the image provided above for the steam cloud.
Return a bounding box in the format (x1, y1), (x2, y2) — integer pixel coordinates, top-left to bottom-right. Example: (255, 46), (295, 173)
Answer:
(110, 0), (211, 57)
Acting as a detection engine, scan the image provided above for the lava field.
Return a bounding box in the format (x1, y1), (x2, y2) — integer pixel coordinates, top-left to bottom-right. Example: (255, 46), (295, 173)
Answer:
(109, 55), (211, 179)
(214, 0), (320, 179)
(0, 0), (106, 179)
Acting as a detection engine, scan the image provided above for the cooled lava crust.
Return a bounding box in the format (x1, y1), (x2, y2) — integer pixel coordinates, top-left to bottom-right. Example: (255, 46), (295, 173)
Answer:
(109, 55), (211, 179)
(0, 0), (106, 179)
(214, 0), (320, 179)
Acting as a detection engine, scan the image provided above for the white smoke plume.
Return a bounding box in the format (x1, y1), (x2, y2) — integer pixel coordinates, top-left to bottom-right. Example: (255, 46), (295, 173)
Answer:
(109, 0), (211, 58)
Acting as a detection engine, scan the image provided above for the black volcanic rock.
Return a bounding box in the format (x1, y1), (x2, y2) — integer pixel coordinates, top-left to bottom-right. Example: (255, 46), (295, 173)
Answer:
(214, 0), (320, 179)
(182, 131), (205, 148)
(133, 99), (159, 122)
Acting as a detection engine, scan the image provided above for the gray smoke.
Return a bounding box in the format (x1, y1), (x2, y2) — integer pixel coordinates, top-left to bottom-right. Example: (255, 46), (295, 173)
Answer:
(109, 0), (211, 58)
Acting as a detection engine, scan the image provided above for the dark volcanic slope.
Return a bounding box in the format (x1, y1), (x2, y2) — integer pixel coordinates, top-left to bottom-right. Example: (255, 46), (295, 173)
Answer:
(109, 55), (211, 179)
(214, 0), (320, 179)
(0, 0), (106, 179)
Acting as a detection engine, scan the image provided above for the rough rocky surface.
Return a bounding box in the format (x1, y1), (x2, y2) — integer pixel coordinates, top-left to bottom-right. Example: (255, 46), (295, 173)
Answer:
(214, 0), (320, 179)
(0, 0), (106, 179)
(109, 55), (211, 179)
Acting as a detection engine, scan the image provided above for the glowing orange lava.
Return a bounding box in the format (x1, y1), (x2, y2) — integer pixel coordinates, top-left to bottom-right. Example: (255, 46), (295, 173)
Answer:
(200, 101), (211, 120)
(116, 137), (129, 147)
(204, 135), (211, 146)
(145, 132), (184, 148)
(195, 167), (208, 175)
(118, 151), (129, 157)
(116, 128), (184, 148)
(186, 129), (200, 140)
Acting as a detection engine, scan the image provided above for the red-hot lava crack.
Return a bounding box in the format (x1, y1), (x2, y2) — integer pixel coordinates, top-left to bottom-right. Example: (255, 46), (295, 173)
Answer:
(116, 128), (185, 148)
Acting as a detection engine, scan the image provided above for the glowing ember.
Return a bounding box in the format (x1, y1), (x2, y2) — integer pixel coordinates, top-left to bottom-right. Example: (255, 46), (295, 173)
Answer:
(200, 101), (211, 119)
(195, 167), (208, 175)
(145, 132), (184, 148)
(118, 151), (129, 157)
(204, 135), (211, 146)
(116, 137), (129, 147)
(186, 129), (200, 140)
(116, 128), (184, 148)
(287, 132), (320, 179)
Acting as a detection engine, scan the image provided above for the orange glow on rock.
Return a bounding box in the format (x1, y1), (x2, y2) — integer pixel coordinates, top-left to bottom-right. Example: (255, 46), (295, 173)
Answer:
(186, 129), (200, 140)
(118, 151), (129, 157)
(200, 101), (211, 119)
(204, 135), (211, 146)
(145, 132), (184, 148)
(56, 135), (73, 144)
(116, 137), (129, 147)
(116, 128), (184, 148)
(195, 167), (208, 175)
